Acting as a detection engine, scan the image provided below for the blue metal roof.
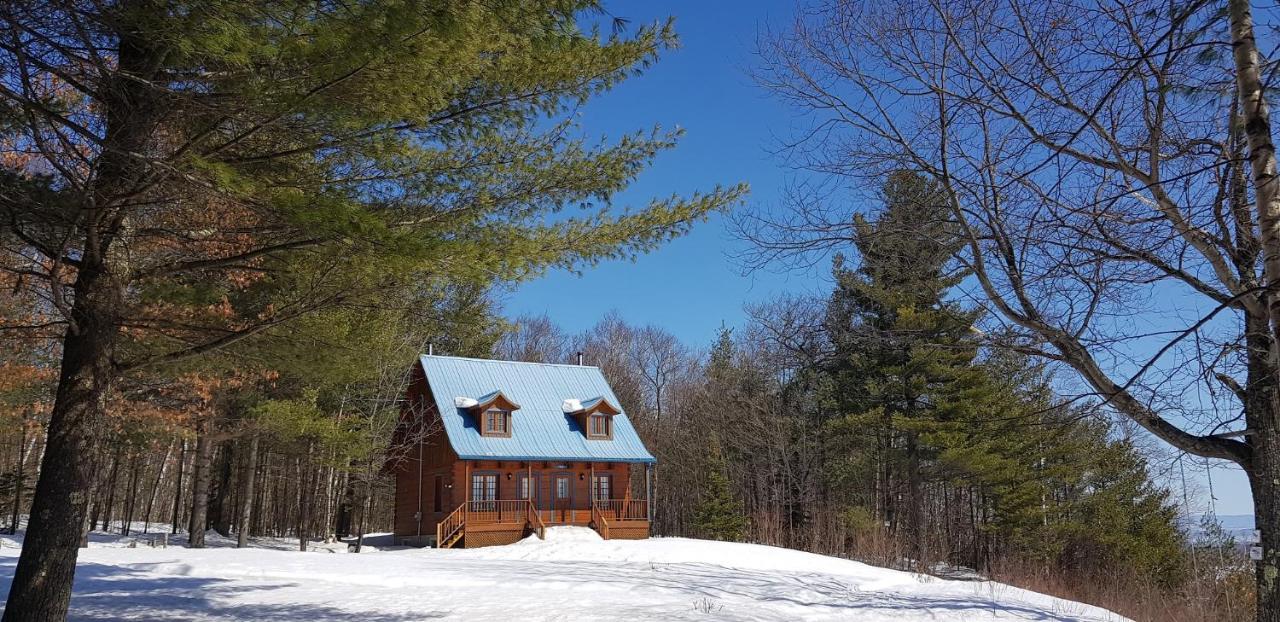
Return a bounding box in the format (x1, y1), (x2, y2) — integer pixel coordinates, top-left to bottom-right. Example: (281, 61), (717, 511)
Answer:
(420, 355), (656, 464)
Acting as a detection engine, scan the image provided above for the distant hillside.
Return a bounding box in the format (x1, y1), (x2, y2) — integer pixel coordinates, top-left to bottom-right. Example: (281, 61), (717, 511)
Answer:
(1179, 514), (1256, 545)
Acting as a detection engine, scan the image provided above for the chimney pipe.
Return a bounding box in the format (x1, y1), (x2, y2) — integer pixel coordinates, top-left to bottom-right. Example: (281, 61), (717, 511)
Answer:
(428, 343), (434, 356)
(576, 351), (584, 365)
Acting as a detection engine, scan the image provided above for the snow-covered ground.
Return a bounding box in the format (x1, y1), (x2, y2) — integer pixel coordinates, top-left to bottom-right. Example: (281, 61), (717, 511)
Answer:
(0, 525), (1128, 621)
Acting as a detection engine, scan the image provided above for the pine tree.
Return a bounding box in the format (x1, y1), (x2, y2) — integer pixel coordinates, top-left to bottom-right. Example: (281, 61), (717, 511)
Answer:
(693, 441), (747, 542)
(0, 3), (745, 618)
(823, 169), (974, 562)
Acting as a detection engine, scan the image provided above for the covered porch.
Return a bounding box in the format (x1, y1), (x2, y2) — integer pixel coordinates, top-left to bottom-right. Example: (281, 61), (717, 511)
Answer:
(436, 498), (650, 548)
(436, 460), (652, 548)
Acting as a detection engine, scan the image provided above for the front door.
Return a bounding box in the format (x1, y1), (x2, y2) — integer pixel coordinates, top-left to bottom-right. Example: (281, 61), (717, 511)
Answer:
(517, 472), (543, 521)
(552, 474), (573, 523)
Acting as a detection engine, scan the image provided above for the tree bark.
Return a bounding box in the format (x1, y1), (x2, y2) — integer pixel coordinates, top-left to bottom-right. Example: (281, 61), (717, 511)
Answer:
(100, 447), (121, 532)
(210, 442), (234, 537)
(298, 442), (314, 552)
(237, 435), (259, 548)
(143, 441), (174, 534)
(1229, 2), (1280, 619)
(188, 422), (213, 548)
(1, 265), (122, 621)
(905, 433), (925, 568)
(172, 440), (186, 534)
(1248, 435), (1280, 622)
(335, 470), (354, 538)
(354, 478), (372, 553)
(1, 11), (164, 617)
(7, 412), (27, 535)
(122, 453), (142, 536)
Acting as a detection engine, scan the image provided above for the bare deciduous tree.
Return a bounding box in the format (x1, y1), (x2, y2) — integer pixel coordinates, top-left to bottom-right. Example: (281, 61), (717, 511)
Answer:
(744, 0), (1280, 618)
(495, 314), (572, 364)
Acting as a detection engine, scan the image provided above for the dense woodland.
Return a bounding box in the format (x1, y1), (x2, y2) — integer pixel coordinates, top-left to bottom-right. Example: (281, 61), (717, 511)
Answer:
(0, 171), (1257, 622)
(3, 1), (1280, 622)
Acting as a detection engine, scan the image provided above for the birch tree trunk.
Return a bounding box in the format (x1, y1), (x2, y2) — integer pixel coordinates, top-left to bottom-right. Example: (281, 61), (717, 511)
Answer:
(1228, 2), (1280, 619)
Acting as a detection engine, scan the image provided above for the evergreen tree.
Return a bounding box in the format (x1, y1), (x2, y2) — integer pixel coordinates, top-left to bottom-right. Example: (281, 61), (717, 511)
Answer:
(823, 169), (974, 562)
(693, 440), (747, 542)
(0, 3), (745, 617)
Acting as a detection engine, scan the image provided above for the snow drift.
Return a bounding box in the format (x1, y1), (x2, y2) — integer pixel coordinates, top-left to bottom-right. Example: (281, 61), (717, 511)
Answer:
(0, 525), (1128, 621)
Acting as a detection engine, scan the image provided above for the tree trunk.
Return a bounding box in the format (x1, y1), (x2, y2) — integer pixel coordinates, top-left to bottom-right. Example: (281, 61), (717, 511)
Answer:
(1229, 4), (1280, 618)
(335, 470), (354, 538)
(298, 442), (314, 552)
(100, 446), (122, 532)
(1, 265), (122, 621)
(354, 478), (372, 553)
(2, 13), (168, 620)
(237, 435), (259, 548)
(7, 413), (27, 535)
(210, 442), (234, 537)
(172, 439), (186, 534)
(143, 441), (175, 534)
(906, 434), (924, 567)
(1249, 434), (1280, 622)
(124, 452), (143, 536)
(188, 422), (213, 548)
(320, 459), (336, 540)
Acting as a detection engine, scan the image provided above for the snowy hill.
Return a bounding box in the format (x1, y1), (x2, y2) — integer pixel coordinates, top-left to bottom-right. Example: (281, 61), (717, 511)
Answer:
(0, 526), (1127, 621)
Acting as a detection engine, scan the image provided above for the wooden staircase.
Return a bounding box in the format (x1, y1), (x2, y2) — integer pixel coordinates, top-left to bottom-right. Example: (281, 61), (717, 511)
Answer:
(436, 499), (546, 549)
(437, 503), (467, 549)
(591, 499), (649, 541)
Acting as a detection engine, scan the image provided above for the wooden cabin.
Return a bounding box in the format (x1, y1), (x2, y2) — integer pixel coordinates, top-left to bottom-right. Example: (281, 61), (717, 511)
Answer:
(391, 354), (655, 548)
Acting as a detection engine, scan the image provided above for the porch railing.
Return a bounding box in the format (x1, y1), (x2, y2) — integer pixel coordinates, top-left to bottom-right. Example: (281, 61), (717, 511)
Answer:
(439, 498), (644, 547)
(591, 501), (611, 540)
(592, 498), (648, 522)
(526, 499), (547, 540)
(436, 503), (466, 548)
(464, 499), (531, 524)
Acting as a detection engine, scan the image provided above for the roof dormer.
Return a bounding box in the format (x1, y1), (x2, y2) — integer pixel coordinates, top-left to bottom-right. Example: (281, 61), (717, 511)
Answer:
(458, 390), (520, 438)
(562, 396), (620, 440)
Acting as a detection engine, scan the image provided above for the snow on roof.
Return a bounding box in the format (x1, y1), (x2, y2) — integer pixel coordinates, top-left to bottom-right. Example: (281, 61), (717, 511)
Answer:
(420, 355), (656, 464)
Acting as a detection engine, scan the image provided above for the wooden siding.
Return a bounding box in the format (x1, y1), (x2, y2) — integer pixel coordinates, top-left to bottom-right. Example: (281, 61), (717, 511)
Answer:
(393, 360), (649, 547)
(392, 364), (461, 542)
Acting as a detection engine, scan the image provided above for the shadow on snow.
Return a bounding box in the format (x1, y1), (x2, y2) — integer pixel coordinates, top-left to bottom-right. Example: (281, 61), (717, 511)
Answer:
(0, 557), (447, 621)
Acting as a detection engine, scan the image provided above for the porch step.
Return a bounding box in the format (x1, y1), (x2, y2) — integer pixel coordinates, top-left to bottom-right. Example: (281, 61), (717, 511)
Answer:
(439, 528), (464, 549)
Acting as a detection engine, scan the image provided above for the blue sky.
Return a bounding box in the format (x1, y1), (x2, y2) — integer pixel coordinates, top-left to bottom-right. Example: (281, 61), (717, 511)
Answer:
(503, 1), (1255, 517)
(504, 1), (817, 348)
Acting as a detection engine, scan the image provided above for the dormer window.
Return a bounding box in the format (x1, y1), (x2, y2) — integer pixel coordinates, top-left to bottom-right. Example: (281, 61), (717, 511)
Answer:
(461, 390), (520, 437)
(564, 396), (620, 440)
(587, 414), (611, 439)
(484, 409), (511, 437)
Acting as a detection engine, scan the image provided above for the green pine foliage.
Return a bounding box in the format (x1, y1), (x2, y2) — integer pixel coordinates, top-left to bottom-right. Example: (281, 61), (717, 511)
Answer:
(819, 170), (1185, 581)
(693, 441), (748, 542)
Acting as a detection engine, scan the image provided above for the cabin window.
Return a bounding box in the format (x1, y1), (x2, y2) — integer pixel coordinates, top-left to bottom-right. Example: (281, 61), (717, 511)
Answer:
(482, 409), (511, 437)
(591, 474), (611, 502)
(587, 414), (611, 439)
(471, 473), (497, 502)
